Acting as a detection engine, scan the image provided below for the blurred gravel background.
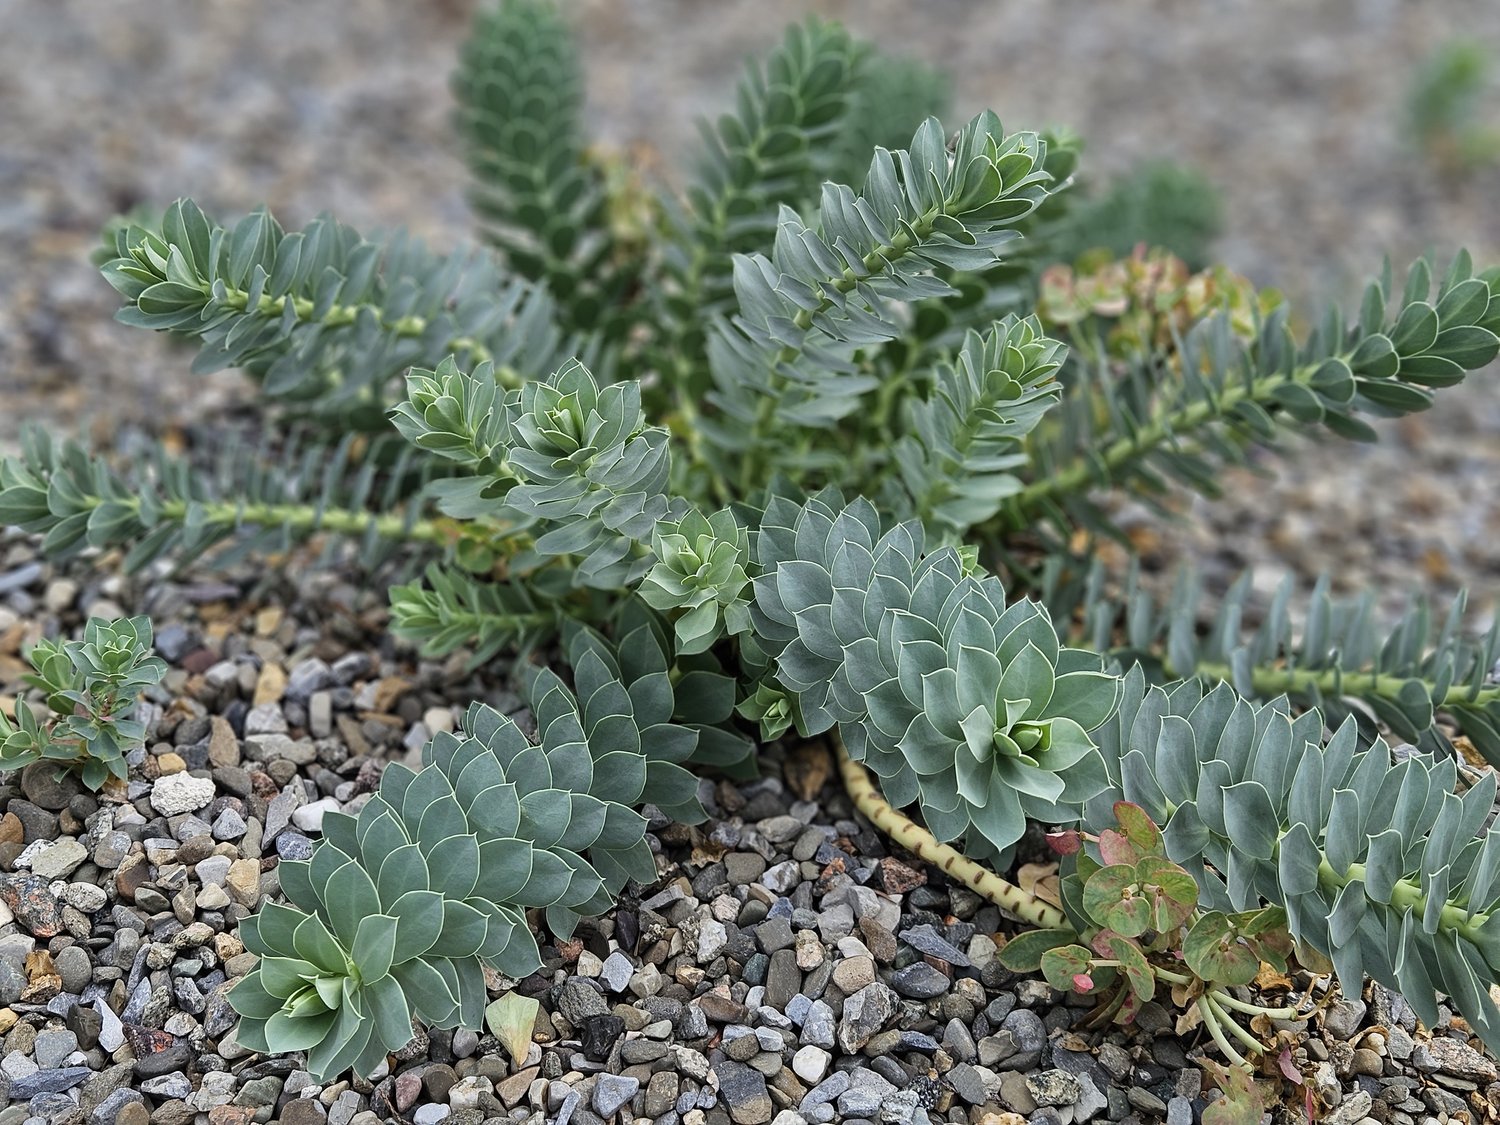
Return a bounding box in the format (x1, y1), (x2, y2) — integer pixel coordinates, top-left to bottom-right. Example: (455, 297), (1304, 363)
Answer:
(3, 0), (1499, 616)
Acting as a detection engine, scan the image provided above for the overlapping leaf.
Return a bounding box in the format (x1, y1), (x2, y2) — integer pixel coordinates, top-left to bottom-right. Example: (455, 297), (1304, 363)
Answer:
(235, 657), (702, 1078)
(1082, 668), (1500, 1054)
(393, 358), (681, 588)
(453, 0), (644, 341)
(0, 425), (449, 574)
(666, 18), (868, 345)
(100, 199), (567, 417)
(1007, 253), (1500, 540)
(0, 616), (165, 789)
(887, 315), (1065, 534)
(708, 111), (1059, 486)
(753, 494), (1117, 862)
(1068, 562), (1500, 765)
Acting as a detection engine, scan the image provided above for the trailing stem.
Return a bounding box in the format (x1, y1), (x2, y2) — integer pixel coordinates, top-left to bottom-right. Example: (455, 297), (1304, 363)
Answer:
(832, 734), (1066, 928)
(1000, 369), (1278, 529)
(1180, 658), (1500, 717)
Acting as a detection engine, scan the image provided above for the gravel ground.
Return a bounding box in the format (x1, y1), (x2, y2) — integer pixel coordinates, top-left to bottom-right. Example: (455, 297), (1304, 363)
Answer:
(2, 0), (1497, 615)
(3, 544), (1500, 1125)
(3, 2), (1500, 1125)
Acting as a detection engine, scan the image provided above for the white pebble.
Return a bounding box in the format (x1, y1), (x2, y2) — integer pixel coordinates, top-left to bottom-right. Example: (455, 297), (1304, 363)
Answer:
(291, 797), (341, 833)
(150, 773), (216, 816)
(792, 1045), (829, 1084)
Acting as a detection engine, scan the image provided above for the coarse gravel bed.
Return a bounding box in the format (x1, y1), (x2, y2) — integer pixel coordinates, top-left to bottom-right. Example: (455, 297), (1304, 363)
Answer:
(2, 538), (1498, 1125)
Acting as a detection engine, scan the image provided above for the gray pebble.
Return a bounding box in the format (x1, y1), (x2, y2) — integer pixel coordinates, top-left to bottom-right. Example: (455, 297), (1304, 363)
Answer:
(599, 951), (633, 993)
(286, 658), (333, 701)
(1000, 1008), (1046, 1070)
(139, 1072), (192, 1099)
(897, 924), (971, 967)
(889, 962), (950, 999)
(8, 1065), (91, 1097)
(593, 1074), (640, 1118)
(556, 978), (609, 1025)
(715, 1060), (772, 1125)
(1323, 997), (1367, 1042)
(945, 1063), (989, 1105)
(760, 861), (800, 894)
(211, 807), (247, 840)
(29, 837), (88, 879)
(1026, 1070), (1080, 1108)
(33, 1028), (79, 1069)
(54, 945), (92, 994)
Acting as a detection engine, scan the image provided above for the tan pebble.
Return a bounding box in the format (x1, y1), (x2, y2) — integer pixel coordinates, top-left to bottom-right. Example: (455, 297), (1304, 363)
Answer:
(225, 859), (262, 907)
(253, 662), (286, 706)
(207, 716), (240, 768)
(423, 706), (455, 734)
(155, 752), (186, 775)
(254, 606), (283, 636)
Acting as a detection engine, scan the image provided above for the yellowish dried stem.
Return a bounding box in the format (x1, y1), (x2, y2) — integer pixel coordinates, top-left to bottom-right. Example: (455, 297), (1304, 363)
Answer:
(833, 735), (1067, 929)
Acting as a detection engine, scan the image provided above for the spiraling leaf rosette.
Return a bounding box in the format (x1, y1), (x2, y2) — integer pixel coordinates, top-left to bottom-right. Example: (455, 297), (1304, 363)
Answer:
(736, 678), (796, 742)
(505, 361), (673, 579)
(754, 493), (1117, 861)
(0, 616), (166, 789)
(392, 358), (678, 587)
(871, 589), (1119, 855)
(639, 507), (753, 654)
(231, 901), (423, 1080)
(230, 665), (706, 1080)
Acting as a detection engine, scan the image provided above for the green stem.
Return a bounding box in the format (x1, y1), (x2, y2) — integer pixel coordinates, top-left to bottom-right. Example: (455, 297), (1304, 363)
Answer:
(1196, 996), (1252, 1070)
(998, 321), (1387, 531)
(1315, 856), (1489, 940)
(1147, 966), (1301, 1019)
(1184, 658), (1500, 714)
(833, 735), (1067, 929)
(217, 284), (516, 387)
(1001, 372), (1281, 528)
(93, 491), (512, 554)
(1204, 991), (1267, 1057)
(1207, 989), (1304, 1021)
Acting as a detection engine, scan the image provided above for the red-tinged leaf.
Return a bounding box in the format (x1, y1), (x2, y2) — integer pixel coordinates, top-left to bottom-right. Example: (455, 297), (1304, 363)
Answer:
(1097, 828), (1141, 867)
(1040, 945), (1095, 993)
(1184, 911), (1258, 986)
(1234, 905), (1287, 936)
(1200, 1058), (1265, 1125)
(1103, 933), (1155, 1003)
(1047, 829), (1083, 856)
(1135, 856), (1199, 931)
(1114, 801), (1163, 855)
(1083, 865), (1151, 937)
(1277, 1047), (1301, 1084)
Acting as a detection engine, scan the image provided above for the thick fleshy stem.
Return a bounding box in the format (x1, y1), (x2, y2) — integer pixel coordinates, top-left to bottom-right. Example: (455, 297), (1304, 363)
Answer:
(833, 735), (1066, 929)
